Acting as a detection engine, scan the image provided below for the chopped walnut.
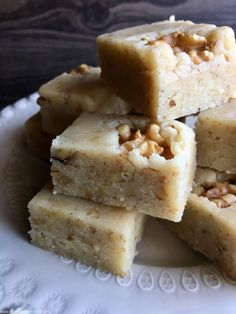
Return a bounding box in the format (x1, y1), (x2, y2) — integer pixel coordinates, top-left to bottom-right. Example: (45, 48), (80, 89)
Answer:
(175, 33), (207, 50)
(214, 182), (230, 195)
(139, 140), (164, 157)
(145, 32), (207, 50)
(193, 180), (236, 208)
(144, 32), (214, 64)
(145, 123), (164, 144)
(198, 50), (214, 62)
(133, 129), (145, 141)
(188, 50), (214, 64)
(69, 64), (91, 75)
(205, 182), (230, 200)
(117, 123), (173, 159)
(117, 124), (131, 142)
(206, 187), (222, 199)
(192, 186), (205, 196)
(222, 193), (236, 204)
(211, 198), (229, 208)
(122, 139), (143, 152)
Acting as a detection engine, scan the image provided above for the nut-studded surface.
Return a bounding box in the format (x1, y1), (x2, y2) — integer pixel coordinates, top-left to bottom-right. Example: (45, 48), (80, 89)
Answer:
(144, 32), (214, 64)
(51, 112), (196, 221)
(193, 181), (236, 208)
(196, 99), (236, 174)
(97, 20), (236, 121)
(165, 167), (236, 280)
(117, 123), (173, 159)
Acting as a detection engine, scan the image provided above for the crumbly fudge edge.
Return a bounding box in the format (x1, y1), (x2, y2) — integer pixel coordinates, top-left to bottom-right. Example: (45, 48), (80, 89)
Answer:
(165, 191), (236, 280)
(28, 195), (144, 277)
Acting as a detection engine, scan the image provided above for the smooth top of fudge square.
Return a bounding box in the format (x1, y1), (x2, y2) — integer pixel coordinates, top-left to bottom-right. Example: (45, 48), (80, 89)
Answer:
(197, 98), (236, 124)
(51, 112), (195, 170)
(38, 65), (101, 107)
(38, 64), (130, 115)
(97, 20), (236, 63)
(28, 184), (142, 236)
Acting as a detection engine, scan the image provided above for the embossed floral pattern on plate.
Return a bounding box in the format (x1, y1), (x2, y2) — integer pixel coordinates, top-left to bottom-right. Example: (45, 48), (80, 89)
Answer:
(0, 94), (236, 313)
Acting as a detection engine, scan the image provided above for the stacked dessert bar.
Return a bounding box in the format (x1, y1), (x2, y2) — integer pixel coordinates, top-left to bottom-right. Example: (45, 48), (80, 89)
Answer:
(167, 100), (236, 279)
(26, 18), (236, 278)
(25, 64), (130, 160)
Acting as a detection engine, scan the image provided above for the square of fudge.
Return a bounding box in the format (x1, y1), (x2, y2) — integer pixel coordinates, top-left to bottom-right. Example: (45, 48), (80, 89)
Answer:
(28, 183), (146, 276)
(166, 167), (236, 280)
(97, 20), (236, 121)
(51, 112), (196, 222)
(196, 99), (236, 174)
(38, 64), (130, 136)
(24, 113), (53, 161)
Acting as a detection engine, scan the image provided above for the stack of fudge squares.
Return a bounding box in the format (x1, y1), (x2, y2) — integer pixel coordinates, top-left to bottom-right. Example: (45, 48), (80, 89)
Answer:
(26, 19), (236, 279)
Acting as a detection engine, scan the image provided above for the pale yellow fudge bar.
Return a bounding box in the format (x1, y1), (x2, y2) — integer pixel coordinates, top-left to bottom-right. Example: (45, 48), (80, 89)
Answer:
(196, 99), (236, 174)
(38, 64), (131, 136)
(28, 184), (146, 276)
(51, 112), (196, 222)
(24, 113), (53, 161)
(97, 20), (236, 121)
(166, 167), (236, 279)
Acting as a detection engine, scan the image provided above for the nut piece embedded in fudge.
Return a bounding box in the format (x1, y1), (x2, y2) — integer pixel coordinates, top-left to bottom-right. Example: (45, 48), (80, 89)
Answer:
(28, 183), (146, 277)
(165, 167), (236, 280)
(37, 64), (131, 136)
(196, 99), (236, 174)
(51, 112), (196, 222)
(97, 20), (236, 121)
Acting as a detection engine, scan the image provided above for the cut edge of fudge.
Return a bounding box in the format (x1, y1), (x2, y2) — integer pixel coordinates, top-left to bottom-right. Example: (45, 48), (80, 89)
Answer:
(97, 20), (236, 120)
(37, 64), (131, 136)
(51, 112), (195, 173)
(51, 112), (196, 221)
(196, 99), (236, 174)
(28, 183), (146, 277)
(165, 167), (236, 280)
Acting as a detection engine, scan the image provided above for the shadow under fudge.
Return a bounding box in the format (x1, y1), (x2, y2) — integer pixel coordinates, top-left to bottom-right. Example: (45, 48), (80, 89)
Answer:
(2, 127), (50, 239)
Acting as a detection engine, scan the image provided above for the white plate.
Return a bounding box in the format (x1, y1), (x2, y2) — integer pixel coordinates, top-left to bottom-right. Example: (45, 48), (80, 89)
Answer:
(0, 94), (236, 314)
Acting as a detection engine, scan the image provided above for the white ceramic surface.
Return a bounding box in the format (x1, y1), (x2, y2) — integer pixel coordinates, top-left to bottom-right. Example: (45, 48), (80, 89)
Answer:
(0, 94), (236, 314)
